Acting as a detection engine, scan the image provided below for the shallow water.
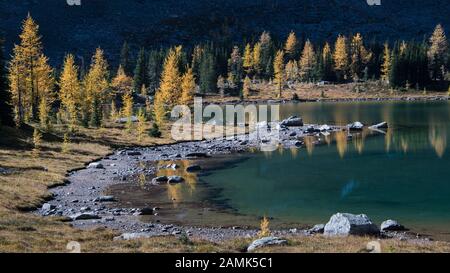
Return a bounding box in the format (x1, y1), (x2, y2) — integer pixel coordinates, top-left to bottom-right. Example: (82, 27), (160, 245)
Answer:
(113, 100), (450, 239)
(199, 100), (450, 238)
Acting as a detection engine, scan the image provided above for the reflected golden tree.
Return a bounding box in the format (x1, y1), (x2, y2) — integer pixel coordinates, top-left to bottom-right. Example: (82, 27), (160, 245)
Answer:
(304, 136), (315, 156)
(353, 129), (368, 154)
(429, 122), (447, 158)
(290, 147), (299, 159)
(335, 131), (348, 158)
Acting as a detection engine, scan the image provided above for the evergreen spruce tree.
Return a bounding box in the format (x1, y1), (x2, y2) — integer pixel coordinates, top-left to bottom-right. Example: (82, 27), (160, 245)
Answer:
(120, 41), (132, 75)
(227, 46), (243, 93)
(133, 48), (147, 93)
(148, 49), (164, 94)
(321, 42), (335, 82)
(0, 37), (14, 126)
(198, 45), (216, 94)
(89, 96), (102, 127)
(259, 31), (274, 79)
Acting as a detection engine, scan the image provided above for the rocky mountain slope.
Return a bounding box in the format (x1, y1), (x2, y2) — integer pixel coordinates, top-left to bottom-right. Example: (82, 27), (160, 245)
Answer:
(1, 0), (449, 65)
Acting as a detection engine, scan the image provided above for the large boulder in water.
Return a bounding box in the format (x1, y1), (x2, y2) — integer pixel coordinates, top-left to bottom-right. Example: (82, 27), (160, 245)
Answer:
(324, 213), (379, 236)
(347, 121), (364, 131)
(380, 219), (406, 231)
(369, 122), (388, 130)
(281, 116), (304, 127)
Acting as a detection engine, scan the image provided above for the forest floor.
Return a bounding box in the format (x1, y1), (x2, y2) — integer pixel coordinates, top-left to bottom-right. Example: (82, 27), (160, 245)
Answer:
(1, 82), (450, 253)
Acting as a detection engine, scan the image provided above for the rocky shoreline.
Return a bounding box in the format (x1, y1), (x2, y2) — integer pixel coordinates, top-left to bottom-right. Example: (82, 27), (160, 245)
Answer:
(37, 119), (429, 244)
(211, 94), (450, 106)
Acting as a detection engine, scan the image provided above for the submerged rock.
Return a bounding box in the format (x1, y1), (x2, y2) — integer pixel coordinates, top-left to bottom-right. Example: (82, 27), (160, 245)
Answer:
(324, 213), (379, 236)
(381, 219), (406, 231)
(281, 116), (304, 127)
(138, 207), (154, 215)
(247, 237), (288, 252)
(151, 176), (168, 184)
(95, 195), (116, 202)
(126, 151), (142, 156)
(167, 176), (184, 184)
(186, 152), (209, 158)
(186, 165), (201, 172)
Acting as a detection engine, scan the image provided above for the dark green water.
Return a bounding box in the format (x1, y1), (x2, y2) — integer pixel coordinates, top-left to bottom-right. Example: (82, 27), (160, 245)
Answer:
(202, 101), (450, 236)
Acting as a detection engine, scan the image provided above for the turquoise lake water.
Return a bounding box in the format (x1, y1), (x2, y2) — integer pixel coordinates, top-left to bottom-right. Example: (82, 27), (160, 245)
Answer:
(201, 100), (450, 237)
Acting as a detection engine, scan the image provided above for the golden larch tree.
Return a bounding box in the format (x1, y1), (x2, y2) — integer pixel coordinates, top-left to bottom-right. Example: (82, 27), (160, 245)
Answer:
(180, 67), (196, 105)
(333, 35), (349, 81)
(273, 50), (285, 98)
(243, 43), (254, 76)
(349, 33), (372, 81)
(83, 47), (109, 124)
(285, 31), (298, 60)
(122, 92), (134, 133)
(428, 24), (449, 80)
(285, 60), (299, 82)
(59, 54), (81, 130)
(299, 39), (316, 82)
(252, 42), (262, 78)
(8, 14), (53, 124)
(242, 76), (251, 99)
(111, 65), (132, 93)
(381, 43), (391, 83)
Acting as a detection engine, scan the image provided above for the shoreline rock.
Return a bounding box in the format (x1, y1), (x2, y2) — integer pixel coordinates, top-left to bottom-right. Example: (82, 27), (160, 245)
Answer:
(324, 213), (379, 236)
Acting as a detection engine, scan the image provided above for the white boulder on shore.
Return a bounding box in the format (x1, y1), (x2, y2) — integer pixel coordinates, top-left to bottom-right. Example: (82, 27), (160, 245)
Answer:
(87, 162), (104, 169)
(247, 237), (287, 252)
(324, 213), (379, 236)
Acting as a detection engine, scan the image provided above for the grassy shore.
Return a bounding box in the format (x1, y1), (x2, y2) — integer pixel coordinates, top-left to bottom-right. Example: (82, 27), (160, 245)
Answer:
(1, 83), (450, 253)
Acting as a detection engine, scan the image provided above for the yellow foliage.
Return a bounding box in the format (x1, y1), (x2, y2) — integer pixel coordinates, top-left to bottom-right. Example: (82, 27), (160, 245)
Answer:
(242, 76), (251, 99)
(243, 43), (253, 75)
(111, 65), (132, 93)
(285, 31), (298, 59)
(180, 67), (196, 105)
(299, 39), (316, 81)
(122, 92), (134, 133)
(334, 35), (349, 80)
(258, 216), (271, 238)
(273, 50), (285, 98)
(59, 54), (80, 130)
